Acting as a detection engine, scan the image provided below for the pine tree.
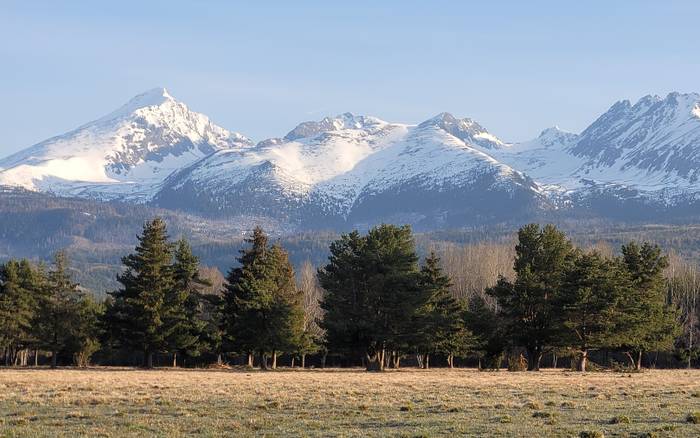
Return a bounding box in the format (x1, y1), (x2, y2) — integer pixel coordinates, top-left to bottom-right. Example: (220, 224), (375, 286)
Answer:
(415, 252), (472, 368)
(320, 224), (423, 371)
(619, 242), (680, 369)
(67, 294), (103, 367)
(488, 224), (574, 370)
(0, 259), (40, 365)
(465, 295), (506, 370)
(106, 218), (174, 368)
(165, 238), (210, 367)
(557, 251), (630, 372)
(34, 252), (85, 368)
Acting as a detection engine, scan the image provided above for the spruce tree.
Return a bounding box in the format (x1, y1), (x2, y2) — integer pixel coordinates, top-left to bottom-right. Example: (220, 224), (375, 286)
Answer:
(165, 238), (210, 367)
(106, 218), (174, 368)
(619, 242), (680, 369)
(34, 252), (84, 368)
(222, 227), (305, 369)
(317, 230), (367, 364)
(415, 252), (472, 368)
(488, 224), (574, 370)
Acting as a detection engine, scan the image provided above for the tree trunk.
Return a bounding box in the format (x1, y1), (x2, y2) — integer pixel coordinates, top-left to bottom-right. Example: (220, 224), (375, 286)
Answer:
(259, 351), (267, 370)
(416, 354), (423, 369)
(365, 351), (384, 371)
(447, 354), (454, 369)
(577, 350), (588, 372)
(392, 352), (400, 369)
(172, 352), (177, 368)
(425, 353), (430, 370)
(635, 350), (643, 371)
(301, 353), (306, 369)
(624, 351), (636, 369)
(271, 351), (277, 369)
(217, 353), (223, 366)
(146, 351), (154, 369)
(247, 352), (254, 367)
(321, 352), (327, 369)
(526, 347), (542, 371)
(552, 352), (558, 369)
(34, 350), (39, 367)
(51, 350), (58, 369)
(291, 357), (295, 368)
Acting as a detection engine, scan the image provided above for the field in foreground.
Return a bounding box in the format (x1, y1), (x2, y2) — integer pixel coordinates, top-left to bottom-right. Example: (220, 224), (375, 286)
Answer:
(1, 368), (699, 437)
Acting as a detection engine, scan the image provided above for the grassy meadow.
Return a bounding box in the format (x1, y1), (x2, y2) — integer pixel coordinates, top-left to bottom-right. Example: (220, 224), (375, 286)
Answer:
(1, 368), (699, 437)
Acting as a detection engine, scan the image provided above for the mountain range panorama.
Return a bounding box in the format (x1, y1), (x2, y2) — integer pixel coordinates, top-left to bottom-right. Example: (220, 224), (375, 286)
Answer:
(1, 87), (700, 231)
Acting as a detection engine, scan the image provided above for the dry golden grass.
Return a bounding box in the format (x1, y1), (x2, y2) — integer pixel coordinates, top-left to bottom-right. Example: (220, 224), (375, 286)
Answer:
(1, 368), (699, 437)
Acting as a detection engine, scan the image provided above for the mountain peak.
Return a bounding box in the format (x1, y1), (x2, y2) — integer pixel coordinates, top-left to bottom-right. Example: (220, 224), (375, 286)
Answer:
(535, 126), (578, 148)
(283, 112), (386, 141)
(418, 112), (505, 149)
(112, 87), (175, 115)
(129, 87), (173, 106)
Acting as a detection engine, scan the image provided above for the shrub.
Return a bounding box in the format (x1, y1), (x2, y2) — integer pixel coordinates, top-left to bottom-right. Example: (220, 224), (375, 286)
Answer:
(609, 415), (630, 424)
(533, 411), (555, 419)
(686, 412), (700, 424)
(400, 404), (413, 412)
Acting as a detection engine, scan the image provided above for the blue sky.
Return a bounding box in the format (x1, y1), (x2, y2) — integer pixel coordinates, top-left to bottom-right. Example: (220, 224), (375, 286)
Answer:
(2, 0), (699, 155)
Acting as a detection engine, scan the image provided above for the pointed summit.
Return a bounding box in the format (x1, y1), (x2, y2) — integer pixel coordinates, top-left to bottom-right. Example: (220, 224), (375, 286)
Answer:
(419, 112), (506, 150)
(127, 87), (174, 107)
(0, 88), (251, 199)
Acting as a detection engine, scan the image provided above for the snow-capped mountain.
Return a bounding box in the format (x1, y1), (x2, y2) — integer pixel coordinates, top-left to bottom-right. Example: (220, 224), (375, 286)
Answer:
(154, 112), (545, 228)
(2, 88), (700, 230)
(0, 88), (252, 201)
(493, 92), (700, 210)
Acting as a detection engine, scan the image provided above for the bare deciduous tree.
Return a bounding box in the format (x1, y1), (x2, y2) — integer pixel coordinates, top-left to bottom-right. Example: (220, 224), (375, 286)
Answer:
(433, 241), (514, 309)
(666, 253), (700, 368)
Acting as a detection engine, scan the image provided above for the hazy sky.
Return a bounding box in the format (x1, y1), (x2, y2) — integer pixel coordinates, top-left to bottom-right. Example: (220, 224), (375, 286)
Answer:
(2, 0), (699, 156)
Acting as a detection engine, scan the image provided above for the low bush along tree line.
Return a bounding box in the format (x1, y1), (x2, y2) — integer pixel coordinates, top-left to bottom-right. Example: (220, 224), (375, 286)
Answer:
(0, 218), (694, 372)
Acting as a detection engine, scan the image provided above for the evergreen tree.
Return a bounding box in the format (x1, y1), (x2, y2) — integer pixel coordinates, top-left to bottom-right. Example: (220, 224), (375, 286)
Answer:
(165, 238), (210, 367)
(619, 242), (680, 369)
(0, 259), (41, 365)
(557, 251), (630, 372)
(67, 295), (103, 367)
(222, 227), (305, 369)
(34, 252), (85, 368)
(488, 224), (574, 370)
(106, 218), (174, 368)
(415, 252), (472, 368)
(465, 295), (506, 370)
(320, 224), (423, 371)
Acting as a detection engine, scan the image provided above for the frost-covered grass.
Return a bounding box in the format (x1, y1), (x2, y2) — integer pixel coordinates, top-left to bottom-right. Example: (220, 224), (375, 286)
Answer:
(1, 368), (699, 437)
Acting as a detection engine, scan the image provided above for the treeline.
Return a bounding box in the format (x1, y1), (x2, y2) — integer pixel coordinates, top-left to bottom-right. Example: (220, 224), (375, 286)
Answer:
(1, 219), (698, 371)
